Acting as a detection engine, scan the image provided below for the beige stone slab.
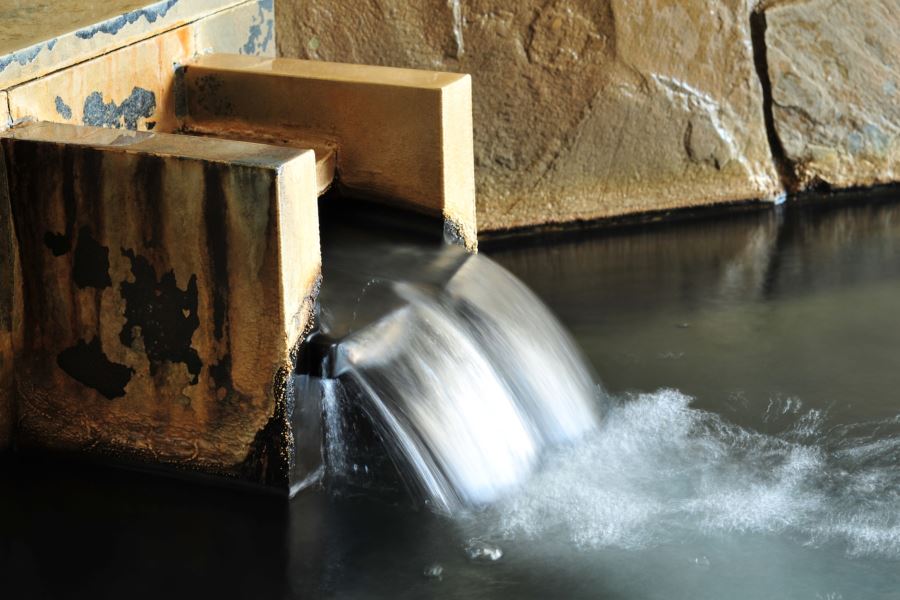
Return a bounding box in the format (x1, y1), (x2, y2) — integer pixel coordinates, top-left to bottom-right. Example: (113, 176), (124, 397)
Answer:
(8, 24), (195, 132)
(0, 0), (245, 89)
(0, 121), (320, 482)
(183, 123), (336, 194)
(183, 54), (478, 248)
(276, 0), (782, 232)
(194, 0), (275, 57)
(765, 0), (900, 189)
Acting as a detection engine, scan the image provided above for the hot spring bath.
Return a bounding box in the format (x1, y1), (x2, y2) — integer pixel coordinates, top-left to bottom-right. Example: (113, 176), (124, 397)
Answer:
(3, 193), (900, 599)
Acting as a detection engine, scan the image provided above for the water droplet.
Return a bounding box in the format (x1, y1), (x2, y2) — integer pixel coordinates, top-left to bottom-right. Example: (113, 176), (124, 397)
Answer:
(464, 539), (503, 562)
(423, 563), (443, 580)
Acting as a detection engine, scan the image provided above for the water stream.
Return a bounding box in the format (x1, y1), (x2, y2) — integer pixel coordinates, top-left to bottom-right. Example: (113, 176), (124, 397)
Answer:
(303, 246), (600, 513)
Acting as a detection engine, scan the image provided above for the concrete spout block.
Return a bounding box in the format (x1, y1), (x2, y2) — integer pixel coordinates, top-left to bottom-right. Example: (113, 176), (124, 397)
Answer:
(0, 122), (321, 490)
(181, 54), (478, 249)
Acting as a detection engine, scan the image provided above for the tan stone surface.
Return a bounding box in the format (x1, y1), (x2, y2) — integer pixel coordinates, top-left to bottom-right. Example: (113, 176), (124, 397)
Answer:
(0, 122), (320, 480)
(0, 0), (246, 89)
(194, 0), (275, 57)
(277, 0), (782, 232)
(183, 54), (477, 247)
(764, 0), (900, 189)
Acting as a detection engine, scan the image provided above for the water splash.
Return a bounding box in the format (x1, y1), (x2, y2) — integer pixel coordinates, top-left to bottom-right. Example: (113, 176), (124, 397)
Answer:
(312, 247), (601, 513)
(461, 389), (900, 559)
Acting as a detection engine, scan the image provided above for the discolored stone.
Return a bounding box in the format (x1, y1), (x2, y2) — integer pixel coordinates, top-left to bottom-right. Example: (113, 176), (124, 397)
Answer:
(7, 25), (196, 133)
(276, 0), (782, 232)
(194, 0), (276, 57)
(183, 54), (477, 248)
(763, 0), (900, 189)
(0, 122), (321, 485)
(0, 0), (248, 89)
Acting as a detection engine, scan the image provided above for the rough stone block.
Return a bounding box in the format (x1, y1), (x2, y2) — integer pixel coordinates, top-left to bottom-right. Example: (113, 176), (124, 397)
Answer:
(182, 54), (477, 248)
(764, 0), (900, 189)
(0, 122), (321, 487)
(276, 0), (782, 232)
(0, 0), (247, 89)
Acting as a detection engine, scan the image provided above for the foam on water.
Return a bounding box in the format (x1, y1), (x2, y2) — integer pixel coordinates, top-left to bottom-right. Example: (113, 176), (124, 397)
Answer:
(463, 389), (900, 559)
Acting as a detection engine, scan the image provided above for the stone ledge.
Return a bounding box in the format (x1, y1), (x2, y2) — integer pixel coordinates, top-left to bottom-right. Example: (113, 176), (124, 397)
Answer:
(0, 121), (321, 487)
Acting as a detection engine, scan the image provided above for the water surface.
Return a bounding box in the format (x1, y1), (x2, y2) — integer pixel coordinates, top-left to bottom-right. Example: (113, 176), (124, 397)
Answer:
(3, 194), (900, 599)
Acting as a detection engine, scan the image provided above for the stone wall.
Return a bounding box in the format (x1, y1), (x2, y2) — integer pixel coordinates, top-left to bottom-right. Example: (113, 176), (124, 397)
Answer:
(277, 0), (899, 233)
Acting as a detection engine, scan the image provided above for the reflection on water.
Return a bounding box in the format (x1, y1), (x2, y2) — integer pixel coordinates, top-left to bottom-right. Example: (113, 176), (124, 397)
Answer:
(3, 193), (900, 599)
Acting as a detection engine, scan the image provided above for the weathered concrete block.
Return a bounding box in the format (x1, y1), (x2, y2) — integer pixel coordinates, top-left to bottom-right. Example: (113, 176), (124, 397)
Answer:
(194, 0), (276, 57)
(0, 122), (320, 487)
(276, 0), (782, 232)
(764, 0), (900, 189)
(0, 0), (248, 89)
(5, 1), (278, 135)
(182, 54), (477, 248)
(8, 26), (196, 133)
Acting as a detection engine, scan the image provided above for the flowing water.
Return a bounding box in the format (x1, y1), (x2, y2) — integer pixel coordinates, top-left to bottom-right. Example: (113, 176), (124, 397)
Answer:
(3, 193), (900, 599)
(305, 244), (600, 513)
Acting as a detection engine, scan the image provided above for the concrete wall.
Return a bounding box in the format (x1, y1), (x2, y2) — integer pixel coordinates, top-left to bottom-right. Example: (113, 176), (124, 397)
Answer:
(277, 0), (900, 233)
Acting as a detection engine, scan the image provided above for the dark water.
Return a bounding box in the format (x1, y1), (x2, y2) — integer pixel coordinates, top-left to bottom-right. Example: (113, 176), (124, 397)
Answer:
(3, 194), (900, 599)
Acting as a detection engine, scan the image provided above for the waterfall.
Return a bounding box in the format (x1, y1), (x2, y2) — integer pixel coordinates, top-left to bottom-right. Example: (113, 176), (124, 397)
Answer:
(302, 245), (603, 514)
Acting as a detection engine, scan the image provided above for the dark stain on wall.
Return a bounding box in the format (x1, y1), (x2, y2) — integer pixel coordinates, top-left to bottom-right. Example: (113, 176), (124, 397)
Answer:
(119, 248), (202, 384)
(242, 0), (275, 55)
(203, 164), (229, 341)
(75, 0), (179, 39)
(43, 231), (70, 255)
(83, 87), (156, 130)
(192, 74), (234, 117)
(0, 44), (43, 73)
(72, 226), (111, 289)
(57, 337), (133, 399)
(54, 96), (72, 120)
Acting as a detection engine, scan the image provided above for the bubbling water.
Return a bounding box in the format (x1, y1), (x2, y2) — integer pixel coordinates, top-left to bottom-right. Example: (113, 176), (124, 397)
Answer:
(463, 389), (900, 559)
